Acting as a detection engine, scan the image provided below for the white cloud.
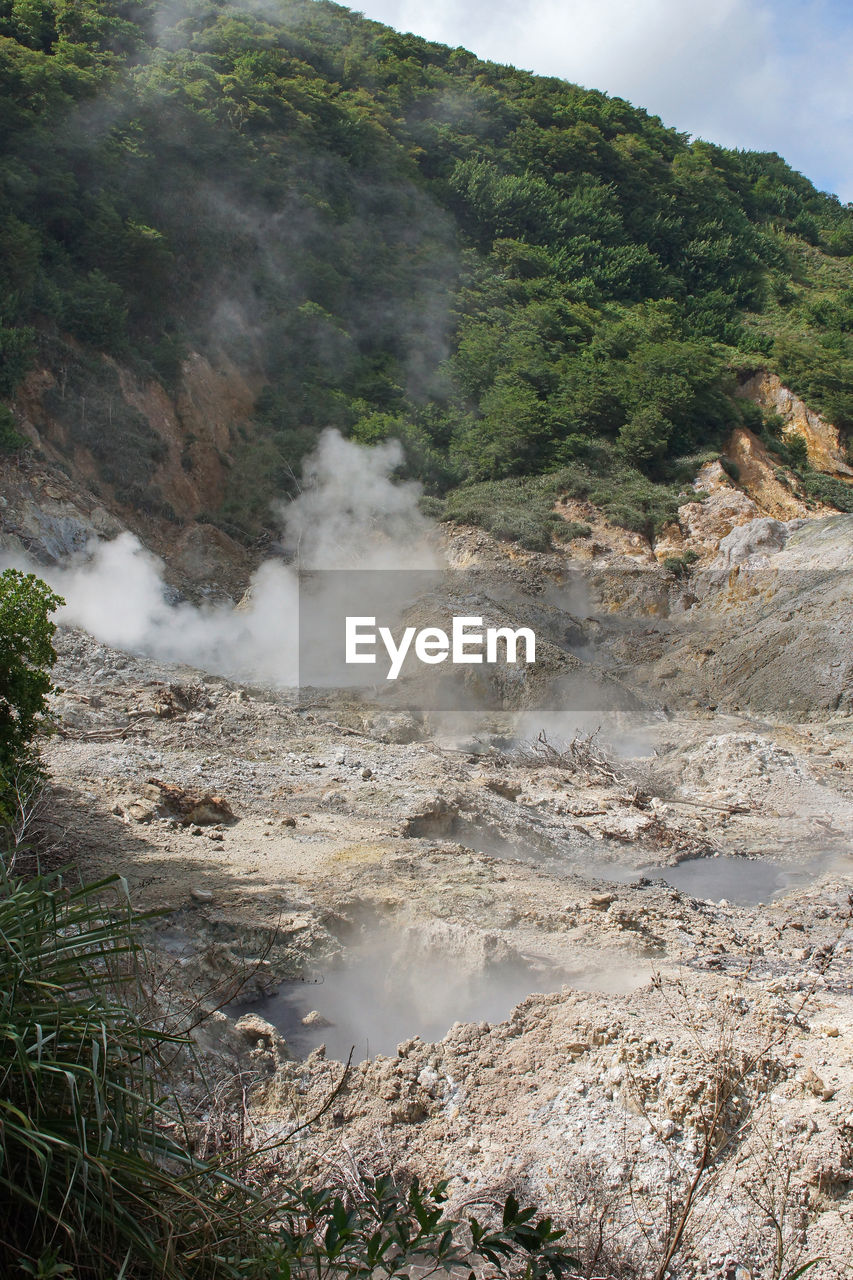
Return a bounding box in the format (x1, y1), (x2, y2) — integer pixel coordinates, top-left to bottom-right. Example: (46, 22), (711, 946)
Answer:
(355, 0), (853, 201)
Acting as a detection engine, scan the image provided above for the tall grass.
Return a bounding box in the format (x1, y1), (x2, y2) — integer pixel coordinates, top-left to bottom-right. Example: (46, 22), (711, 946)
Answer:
(0, 859), (268, 1279)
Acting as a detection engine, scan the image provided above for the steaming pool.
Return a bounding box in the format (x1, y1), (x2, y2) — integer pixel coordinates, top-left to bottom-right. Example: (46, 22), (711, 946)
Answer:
(442, 816), (847, 907)
(448, 816), (843, 907)
(233, 940), (576, 1062)
(230, 854), (850, 1062)
(581, 852), (847, 905)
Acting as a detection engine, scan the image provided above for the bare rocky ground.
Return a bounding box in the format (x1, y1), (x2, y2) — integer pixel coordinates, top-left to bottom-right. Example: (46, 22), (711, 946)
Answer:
(5, 359), (853, 1276)
(33, 511), (853, 1279)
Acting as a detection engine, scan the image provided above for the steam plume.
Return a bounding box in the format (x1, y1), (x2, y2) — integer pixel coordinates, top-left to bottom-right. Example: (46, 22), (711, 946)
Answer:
(1, 430), (436, 687)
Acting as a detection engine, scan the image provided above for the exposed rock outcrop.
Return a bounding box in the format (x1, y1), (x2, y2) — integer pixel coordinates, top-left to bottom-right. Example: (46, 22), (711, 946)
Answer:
(739, 370), (853, 479)
(722, 427), (813, 519)
(0, 455), (125, 563)
(656, 478), (764, 564)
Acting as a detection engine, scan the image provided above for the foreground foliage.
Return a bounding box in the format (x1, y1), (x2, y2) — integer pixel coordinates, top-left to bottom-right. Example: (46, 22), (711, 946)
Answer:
(0, 570), (63, 821)
(266, 1178), (580, 1280)
(0, 861), (267, 1277)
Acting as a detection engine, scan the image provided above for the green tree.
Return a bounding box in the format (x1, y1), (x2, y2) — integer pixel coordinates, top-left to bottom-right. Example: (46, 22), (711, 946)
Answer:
(617, 405), (673, 464)
(0, 406), (27, 454)
(0, 326), (36, 396)
(0, 570), (63, 816)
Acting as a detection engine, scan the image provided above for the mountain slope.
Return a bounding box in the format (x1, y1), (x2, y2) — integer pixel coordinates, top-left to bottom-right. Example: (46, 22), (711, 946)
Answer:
(1, 0), (852, 551)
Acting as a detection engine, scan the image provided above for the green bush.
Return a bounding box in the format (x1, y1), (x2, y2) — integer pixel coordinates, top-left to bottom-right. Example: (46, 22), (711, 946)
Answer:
(760, 421), (811, 471)
(440, 475), (563, 550)
(488, 510), (555, 551)
(798, 470), (853, 512)
(0, 570), (63, 818)
(599, 484), (680, 539)
(554, 520), (592, 541)
(763, 411), (786, 439)
(785, 432), (809, 468)
(0, 862), (271, 1279)
(0, 405), (27, 455)
(266, 1177), (580, 1280)
(617, 406), (673, 465)
(0, 326), (36, 396)
(60, 269), (128, 353)
(438, 463), (684, 548)
(662, 549), (699, 578)
(417, 494), (445, 519)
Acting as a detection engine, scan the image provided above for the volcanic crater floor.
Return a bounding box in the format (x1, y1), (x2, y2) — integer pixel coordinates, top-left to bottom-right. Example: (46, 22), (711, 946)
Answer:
(40, 625), (853, 1279)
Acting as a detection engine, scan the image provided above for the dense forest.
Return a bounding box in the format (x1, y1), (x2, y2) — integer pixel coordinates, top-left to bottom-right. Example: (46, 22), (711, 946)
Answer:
(2, 0), (853, 545)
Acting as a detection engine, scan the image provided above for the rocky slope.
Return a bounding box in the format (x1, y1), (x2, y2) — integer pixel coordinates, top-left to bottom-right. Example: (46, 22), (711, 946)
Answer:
(6, 347), (258, 598)
(18, 491), (850, 1279)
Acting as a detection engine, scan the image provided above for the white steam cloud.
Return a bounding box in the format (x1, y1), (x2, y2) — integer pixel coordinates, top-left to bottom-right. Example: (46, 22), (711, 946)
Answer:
(279, 431), (436, 571)
(2, 430), (438, 687)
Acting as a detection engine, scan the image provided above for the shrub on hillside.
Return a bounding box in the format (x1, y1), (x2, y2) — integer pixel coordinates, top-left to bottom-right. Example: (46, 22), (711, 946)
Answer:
(0, 405), (26, 454)
(554, 520), (592, 542)
(798, 470), (853, 512)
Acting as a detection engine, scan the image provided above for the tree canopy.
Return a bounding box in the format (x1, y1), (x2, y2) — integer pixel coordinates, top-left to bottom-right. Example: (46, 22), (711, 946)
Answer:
(2, 0), (852, 539)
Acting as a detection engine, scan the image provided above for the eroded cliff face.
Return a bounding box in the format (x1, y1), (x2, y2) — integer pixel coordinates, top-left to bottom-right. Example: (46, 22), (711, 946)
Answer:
(2, 362), (852, 604)
(722, 426), (816, 519)
(738, 370), (853, 479)
(16, 347), (258, 521)
(6, 344), (258, 596)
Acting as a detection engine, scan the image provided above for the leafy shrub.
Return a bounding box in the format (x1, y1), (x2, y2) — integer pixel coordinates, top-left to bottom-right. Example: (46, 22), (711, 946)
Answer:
(0, 570), (63, 818)
(599, 482), (680, 539)
(785, 432), (809, 468)
(720, 456), (741, 482)
(736, 398), (764, 433)
(439, 463), (684, 547)
(0, 405), (27, 454)
(417, 494), (445, 519)
(0, 326), (36, 396)
(617, 406), (672, 464)
(0, 862), (271, 1279)
(440, 476), (562, 550)
(602, 500), (647, 532)
(662, 549), (699, 578)
(760, 421), (810, 470)
(267, 1177), (581, 1280)
(554, 520), (592, 541)
(797, 471), (853, 512)
(60, 269), (128, 353)
(663, 448), (721, 486)
(487, 510), (555, 551)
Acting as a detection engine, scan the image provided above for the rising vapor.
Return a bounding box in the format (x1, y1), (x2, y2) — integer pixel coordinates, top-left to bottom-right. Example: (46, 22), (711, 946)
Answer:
(1, 431), (438, 687)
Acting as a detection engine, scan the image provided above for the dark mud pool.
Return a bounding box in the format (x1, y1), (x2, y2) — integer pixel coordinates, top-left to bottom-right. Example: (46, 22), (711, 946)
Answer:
(582, 852), (848, 905)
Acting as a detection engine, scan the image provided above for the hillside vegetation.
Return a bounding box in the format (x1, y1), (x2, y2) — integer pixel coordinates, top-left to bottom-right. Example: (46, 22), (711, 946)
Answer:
(2, 0), (853, 541)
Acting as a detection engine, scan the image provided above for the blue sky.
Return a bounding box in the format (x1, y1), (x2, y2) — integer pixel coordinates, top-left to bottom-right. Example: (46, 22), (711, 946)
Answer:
(354, 0), (853, 202)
